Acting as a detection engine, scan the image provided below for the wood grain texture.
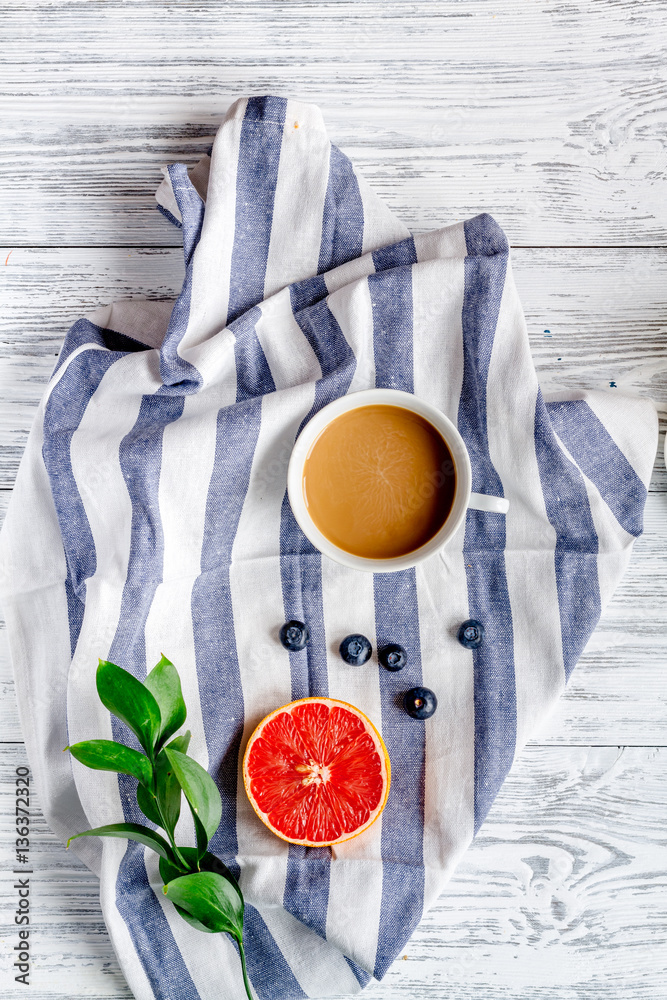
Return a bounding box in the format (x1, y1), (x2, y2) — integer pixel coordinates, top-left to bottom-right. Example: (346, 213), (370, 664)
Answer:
(2, 1), (666, 996)
(1, 0), (666, 246)
(1, 744), (665, 999)
(0, 246), (665, 489)
(1, 487), (665, 748)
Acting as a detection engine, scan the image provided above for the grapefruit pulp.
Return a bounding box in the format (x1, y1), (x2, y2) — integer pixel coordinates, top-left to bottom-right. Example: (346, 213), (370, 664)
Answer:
(242, 697), (391, 847)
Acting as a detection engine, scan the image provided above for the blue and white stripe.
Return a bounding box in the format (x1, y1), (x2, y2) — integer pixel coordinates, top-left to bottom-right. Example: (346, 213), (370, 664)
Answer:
(0, 95), (658, 1000)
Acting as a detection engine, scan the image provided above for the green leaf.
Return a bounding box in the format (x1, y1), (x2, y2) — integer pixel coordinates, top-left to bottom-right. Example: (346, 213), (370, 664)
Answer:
(145, 655), (187, 751)
(172, 901), (220, 934)
(159, 850), (243, 931)
(167, 730), (191, 754)
(163, 869), (252, 1000)
(159, 848), (242, 899)
(164, 748), (222, 846)
(96, 660), (162, 757)
(67, 822), (176, 863)
(67, 740), (152, 787)
(160, 851), (215, 933)
(192, 811), (209, 861)
(163, 871), (244, 940)
(136, 783), (162, 827)
(155, 748), (182, 835)
(135, 737), (191, 835)
(163, 870), (254, 999)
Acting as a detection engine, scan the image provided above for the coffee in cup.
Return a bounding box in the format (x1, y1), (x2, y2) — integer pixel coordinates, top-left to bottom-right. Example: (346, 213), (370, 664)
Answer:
(301, 404), (456, 560)
(287, 389), (509, 573)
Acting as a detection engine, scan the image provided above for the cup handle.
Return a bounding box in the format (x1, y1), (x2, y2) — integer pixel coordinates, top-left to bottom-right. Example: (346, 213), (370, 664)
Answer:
(468, 492), (509, 514)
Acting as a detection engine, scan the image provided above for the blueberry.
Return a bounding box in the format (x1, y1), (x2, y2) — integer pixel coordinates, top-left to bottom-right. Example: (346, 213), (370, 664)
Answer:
(339, 634), (372, 665)
(457, 619), (485, 649)
(379, 643), (407, 672)
(404, 687), (437, 720)
(280, 620), (310, 652)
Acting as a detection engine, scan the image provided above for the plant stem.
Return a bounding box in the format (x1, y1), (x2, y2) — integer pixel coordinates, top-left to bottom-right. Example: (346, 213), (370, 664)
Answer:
(148, 758), (190, 872)
(170, 839), (190, 871)
(158, 805), (189, 871)
(238, 939), (253, 1000)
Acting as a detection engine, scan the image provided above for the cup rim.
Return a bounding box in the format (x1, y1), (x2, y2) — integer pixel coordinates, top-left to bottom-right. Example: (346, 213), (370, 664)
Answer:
(286, 388), (472, 573)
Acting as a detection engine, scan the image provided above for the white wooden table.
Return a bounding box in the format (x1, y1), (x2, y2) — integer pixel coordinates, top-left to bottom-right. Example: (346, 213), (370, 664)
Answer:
(1, 2), (666, 997)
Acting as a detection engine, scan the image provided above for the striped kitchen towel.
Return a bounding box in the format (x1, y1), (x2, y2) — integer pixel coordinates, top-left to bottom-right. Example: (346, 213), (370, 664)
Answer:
(0, 96), (658, 1000)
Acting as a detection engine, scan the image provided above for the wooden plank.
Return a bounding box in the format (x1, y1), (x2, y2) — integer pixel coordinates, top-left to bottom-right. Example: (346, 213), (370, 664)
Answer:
(534, 490), (667, 747)
(1, 484), (665, 748)
(2, 2), (665, 996)
(0, 746), (129, 998)
(1, 247), (665, 744)
(0, 247), (183, 488)
(1, 743), (664, 998)
(0, 246), (665, 489)
(0, 248), (183, 356)
(409, 744), (667, 999)
(2, 0), (666, 246)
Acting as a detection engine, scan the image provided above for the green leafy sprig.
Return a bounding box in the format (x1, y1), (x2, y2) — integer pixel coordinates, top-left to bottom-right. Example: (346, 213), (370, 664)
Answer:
(66, 656), (253, 1000)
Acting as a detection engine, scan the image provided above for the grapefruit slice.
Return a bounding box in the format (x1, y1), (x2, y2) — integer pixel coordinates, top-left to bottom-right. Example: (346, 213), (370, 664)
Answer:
(242, 697), (391, 847)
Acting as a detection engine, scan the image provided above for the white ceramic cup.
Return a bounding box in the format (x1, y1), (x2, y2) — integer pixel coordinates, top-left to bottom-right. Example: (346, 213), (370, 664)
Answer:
(287, 388), (509, 573)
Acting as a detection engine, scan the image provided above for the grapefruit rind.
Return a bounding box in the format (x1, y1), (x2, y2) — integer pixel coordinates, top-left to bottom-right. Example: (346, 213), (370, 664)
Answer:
(242, 696), (391, 848)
